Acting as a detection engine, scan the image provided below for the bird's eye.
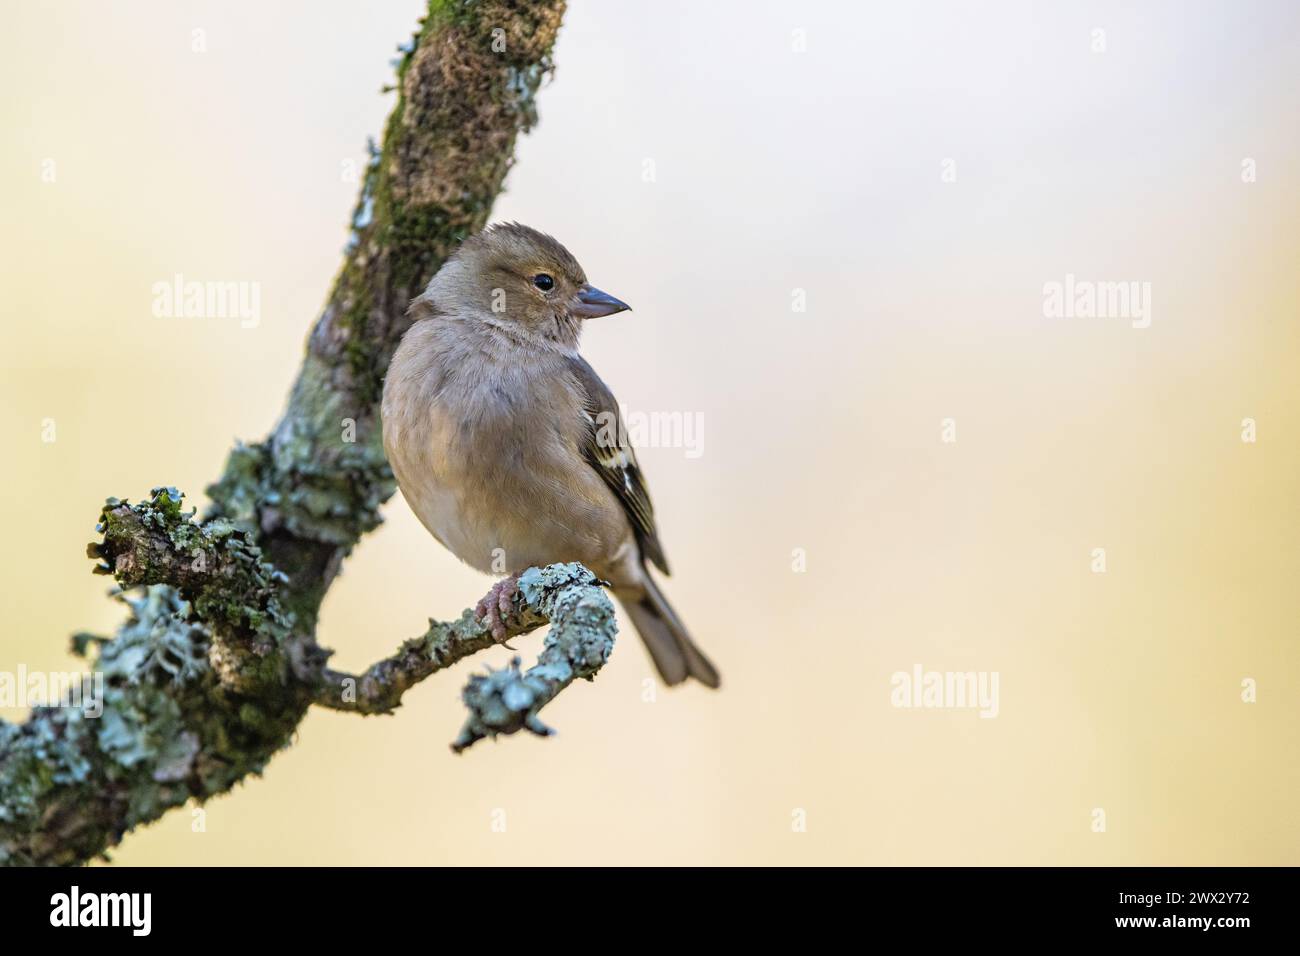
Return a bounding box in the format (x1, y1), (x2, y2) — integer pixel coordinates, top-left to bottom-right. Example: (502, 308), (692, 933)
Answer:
(533, 273), (555, 291)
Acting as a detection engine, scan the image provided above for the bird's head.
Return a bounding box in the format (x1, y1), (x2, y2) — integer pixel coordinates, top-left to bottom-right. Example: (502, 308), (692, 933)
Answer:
(415, 222), (630, 350)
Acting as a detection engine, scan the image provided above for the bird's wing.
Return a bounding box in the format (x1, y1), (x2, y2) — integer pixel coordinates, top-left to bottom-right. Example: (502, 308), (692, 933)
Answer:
(564, 354), (670, 575)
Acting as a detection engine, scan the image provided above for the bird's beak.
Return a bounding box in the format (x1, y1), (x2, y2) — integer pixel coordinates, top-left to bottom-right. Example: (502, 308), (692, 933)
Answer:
(570, 284), (631, 319)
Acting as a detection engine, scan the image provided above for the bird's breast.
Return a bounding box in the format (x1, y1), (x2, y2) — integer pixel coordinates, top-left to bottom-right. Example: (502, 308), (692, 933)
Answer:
(382, 329), (629, 576)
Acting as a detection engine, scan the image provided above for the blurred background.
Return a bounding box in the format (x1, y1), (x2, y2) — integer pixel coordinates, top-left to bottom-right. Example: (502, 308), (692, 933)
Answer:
(2, 0), (1297, 864)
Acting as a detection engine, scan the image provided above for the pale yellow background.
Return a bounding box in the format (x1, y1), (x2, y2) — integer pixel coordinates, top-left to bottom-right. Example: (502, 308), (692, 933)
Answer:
(1, 1), (1297, 865)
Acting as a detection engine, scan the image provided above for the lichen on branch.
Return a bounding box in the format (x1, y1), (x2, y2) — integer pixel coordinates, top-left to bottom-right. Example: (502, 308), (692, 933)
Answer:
(92, 487), (292, 645)
(0, 0), (572, 867)
(312, 563), (617, 751)
(452, 564), (617, 752)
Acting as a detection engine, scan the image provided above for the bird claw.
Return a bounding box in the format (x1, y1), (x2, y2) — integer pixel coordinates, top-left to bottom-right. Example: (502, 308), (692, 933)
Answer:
(475, 574), (521, 640)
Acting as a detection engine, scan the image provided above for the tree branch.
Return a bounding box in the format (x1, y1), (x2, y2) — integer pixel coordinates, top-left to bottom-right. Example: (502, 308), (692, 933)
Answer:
(313, 563), (616, 753)
(450, 564), (617, 752)
(0, 0), (571, 867)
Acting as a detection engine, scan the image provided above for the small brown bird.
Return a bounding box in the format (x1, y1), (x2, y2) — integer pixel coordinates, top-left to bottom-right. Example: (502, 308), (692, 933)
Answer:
(381, 223), (719, 687)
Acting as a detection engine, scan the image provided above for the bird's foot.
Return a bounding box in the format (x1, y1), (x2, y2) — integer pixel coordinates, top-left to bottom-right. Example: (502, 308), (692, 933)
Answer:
(475, 573), (522, 640)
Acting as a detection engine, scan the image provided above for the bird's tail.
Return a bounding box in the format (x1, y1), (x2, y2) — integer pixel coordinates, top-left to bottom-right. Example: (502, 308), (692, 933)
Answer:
(619, 568), (720, 689)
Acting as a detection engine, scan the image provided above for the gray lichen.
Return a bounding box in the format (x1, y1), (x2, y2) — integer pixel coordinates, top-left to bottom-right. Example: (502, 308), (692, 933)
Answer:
(99, 587), (210, 688)
(0, 576), (304, 865)
(312, 563), (617, 738)
(0, 0), (572, 867)
(451, 564), (616, 752)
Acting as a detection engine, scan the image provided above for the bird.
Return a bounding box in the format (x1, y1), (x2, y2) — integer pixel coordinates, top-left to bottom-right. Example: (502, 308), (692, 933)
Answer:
(380, 222), (720, 688)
